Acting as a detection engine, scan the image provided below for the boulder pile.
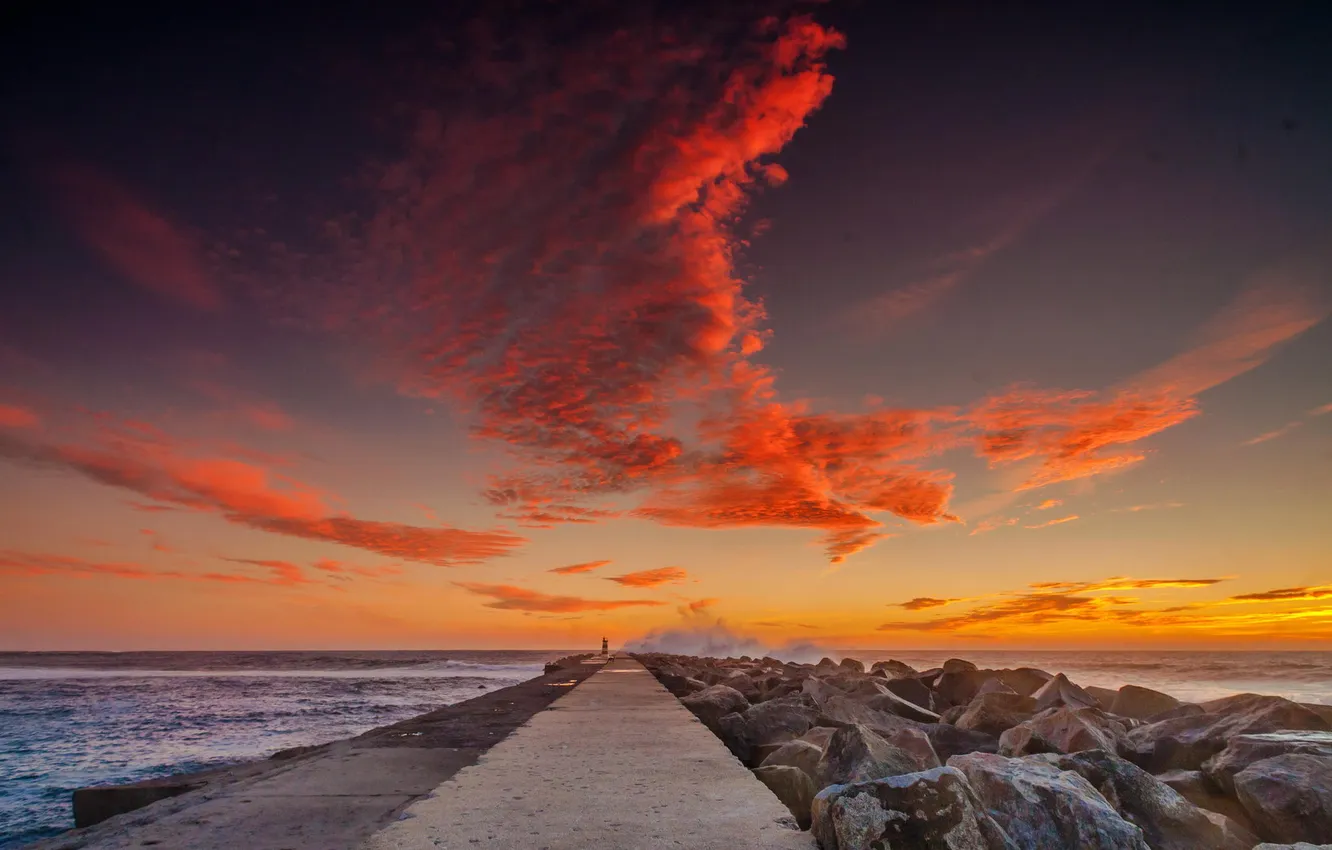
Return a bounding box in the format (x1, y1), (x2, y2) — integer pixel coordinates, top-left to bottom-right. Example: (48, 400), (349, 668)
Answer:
(635, 652), (1332, 850)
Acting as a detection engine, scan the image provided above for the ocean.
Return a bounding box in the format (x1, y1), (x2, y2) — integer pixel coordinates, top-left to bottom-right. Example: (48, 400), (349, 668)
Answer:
(2, 649), (1329, 848)
(0, 650), (565, 848)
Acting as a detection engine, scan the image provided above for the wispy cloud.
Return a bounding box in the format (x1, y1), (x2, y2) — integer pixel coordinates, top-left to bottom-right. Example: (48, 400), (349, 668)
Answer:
(1229, 585), (1332, 603)
(1243, 421), (1302, 446)
(605, 567), (688, 588)
(0, 405), (40, 430)
(1025, 514), (1079, 529)
(895, 597), (966, 611)
(1034, 499), (1062, 510)
(1113, 501), (1185, 513)
(549, 559), (612, 575)
(453, 582), (666, 613)
(969, 516), (1018, 536)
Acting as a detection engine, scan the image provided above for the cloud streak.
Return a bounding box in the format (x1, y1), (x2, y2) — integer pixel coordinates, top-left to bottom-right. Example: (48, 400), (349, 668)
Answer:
(605, 567), (689, 588)
(549, 559), (612, 575)
(453, 582), (666, 613)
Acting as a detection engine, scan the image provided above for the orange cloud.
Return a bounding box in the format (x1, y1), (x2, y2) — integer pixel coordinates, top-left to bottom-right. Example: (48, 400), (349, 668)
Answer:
(0, 405), (40, 430)
(549, 559), (612, 575)
(1311, 403), (1332, 416)
(1025, 514), (1079, 529)
(1030, 577), (1225, 593)
(1035, 499), (1062, 510)
(221, 558), (313, 586)
(1243, 421), (1302, 446)
(680, 598), (719, 616)
(823, 529), (892, 564)
(969, 516), (1018, 536)
(453, 582), (666, 613)
(896, 597), (965, 611)
(43, 162), (223, 310)
(1114, 501), (1185, 512)
(0, 550), (329, 589)
(605, 567), (689, 588)
(1229, 586), (1332, 603)
(0, 423), (522, 566)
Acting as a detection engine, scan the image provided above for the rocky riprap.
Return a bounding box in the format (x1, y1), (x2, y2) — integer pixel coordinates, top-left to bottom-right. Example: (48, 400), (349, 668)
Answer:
(634, 653), (1332, 850)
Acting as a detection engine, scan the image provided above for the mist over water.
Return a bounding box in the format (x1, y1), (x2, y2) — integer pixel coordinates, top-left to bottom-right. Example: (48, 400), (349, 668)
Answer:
(0, 651), (564, 848)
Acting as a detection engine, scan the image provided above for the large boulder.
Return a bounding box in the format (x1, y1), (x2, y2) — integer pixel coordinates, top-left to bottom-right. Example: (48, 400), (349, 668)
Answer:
(948, 752), (1148, 849)
(811, 766), (1017, 850)
(656, 672), (708, 697)
(839, 657), (866, 674)
(881, 676), (937, 711)
(1234, 754), (1332, 844)
(996, 667), (1053, 697)
(1087, 686), (1120, 712)
(1032, 672), (1102, 711)
(714, 695), (819, 764)
(999, 706), (1127, 756)
(1128, 696), (1330, 772)
(870, 659), (918, 678)
(680, 684), (749, 731)
(1253, 844), (1332, 849)
(1201, 811), (1261, 849)
(817, 723), (940, 786)
(760, 739), (824, 780)
(800, 726), (839, 749)
(803, 676), (844, 707)
(1047, 749), (1252, 850)
(921, 723), (1001, 761)
(864, 689), (942, 723)
(975, 678), (1018, 698)
(753, 765), (817, 830)
(935, 669), (1003, 708)
(942, 658), (978, 674)
(1111, 685), (1182, 721)
(817, 694), (919, 736)
(1157, 769), (1256, 831)
(1204, 731), (1332, 795)
(954, 693), (1037, 738)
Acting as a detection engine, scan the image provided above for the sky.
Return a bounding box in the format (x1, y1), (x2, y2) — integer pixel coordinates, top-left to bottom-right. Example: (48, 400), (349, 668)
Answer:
(1, 1), (1329, 651)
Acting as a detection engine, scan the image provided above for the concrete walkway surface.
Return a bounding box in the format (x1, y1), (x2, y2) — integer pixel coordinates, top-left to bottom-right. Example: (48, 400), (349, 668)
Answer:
(363, 658), (814, 850)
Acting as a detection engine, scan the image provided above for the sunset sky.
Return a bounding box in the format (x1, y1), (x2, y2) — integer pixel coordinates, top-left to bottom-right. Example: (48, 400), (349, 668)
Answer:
(1, 1), (1329, 651)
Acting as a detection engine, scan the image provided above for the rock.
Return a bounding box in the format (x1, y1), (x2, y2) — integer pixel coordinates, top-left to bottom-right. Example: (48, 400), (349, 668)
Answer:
(1253, 844), (1332, 849)
(1300, 703), (1332, 725)
(1111, 685), (1182, 721)
(1146, 703), (1205, 723)
(935, 669), (1002, 707)
(948, 752), (1147, 849)
(811, 766), (1017, 850)
(870, 659), (918, 678)
(760, 739), (824, 780)
(839, 657), (866, 674)
(817, 694), (919, 736)
(939, 705), (968, 725)
(680, 684), (750, 732)
(1087, 686), (1119, 711)
(1234, 754), (1332, 844)
(721, 670), (762, 702)
(754, 765), (817, 830)
(864, 689), (942, 723)
(954, 693), (1037, 738)
(1032, 672), (1101, 711)
(818, 656), (839, 669)
(803, 676), (844, 707)
(943, 658), (978, 674)
(1128, 696), (1330, 772)
(1047, 748), (1251, 850)
(996, 667), (1053, 697)
(1204, 731), (1332, 796)
(715, 696), (819, 764)
(800, 726), (838, 749)
(656, 672), (708, 696)
(999, 706), (1127, 756)
(975, 678), (1018, 697)
(1201, 810), (1262, 849)
(1157, 769), (1256, 831)
(922, 723), (1001, 761)
(881, 676), (936, 711)
(817, 723), (940, 786)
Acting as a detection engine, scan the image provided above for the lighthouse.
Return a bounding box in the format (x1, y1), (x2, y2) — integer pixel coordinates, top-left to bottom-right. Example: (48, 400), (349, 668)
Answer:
(601, 636), (608, 656)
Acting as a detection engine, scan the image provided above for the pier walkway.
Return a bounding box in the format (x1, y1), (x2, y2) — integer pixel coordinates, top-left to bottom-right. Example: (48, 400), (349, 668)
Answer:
(363, 657), (814, 850)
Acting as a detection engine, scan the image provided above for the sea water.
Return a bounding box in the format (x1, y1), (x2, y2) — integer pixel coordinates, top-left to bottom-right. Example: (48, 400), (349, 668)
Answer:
(0, 650), (562, 848)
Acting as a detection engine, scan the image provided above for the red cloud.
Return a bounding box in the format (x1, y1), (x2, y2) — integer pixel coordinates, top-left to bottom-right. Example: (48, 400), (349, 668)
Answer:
(0, 422), (522, 567)
(0, 405), (40, 430)
(44, 163), (223, 310)
(549, 559), (612, 575)
(453, 582), (666, 613)
(222, 558), (312, 586)
(605, 567), (688, 588)
(0, 550), (324, 588)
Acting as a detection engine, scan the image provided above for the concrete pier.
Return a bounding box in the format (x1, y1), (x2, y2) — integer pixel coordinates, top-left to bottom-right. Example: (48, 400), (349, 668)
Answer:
(363, 658), (815, 850)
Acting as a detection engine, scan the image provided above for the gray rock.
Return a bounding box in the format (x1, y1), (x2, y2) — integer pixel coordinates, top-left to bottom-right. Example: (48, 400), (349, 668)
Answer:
(800, 725), (838, 749)
(1253, 844), (1332, 849)
(1201, 810), (1262, 849)
(817, 694), (918, 736)
(996, 667), (1053, 697)
(935, 669), (1002, 707)
(1234, 754), (1332, 844)
(754, 765), (818, 830)
(760, 738), (824, 780)
(1204, 730), (1332, 796)
(939, 705), (968, 725)
(1128, 696), (1330, 773)
(922, 723), (1001, 761)
(882, 676), (936, 711)
(1032, 673), (1101, 711)
(839, 657), (866, 674)
(864, 689), (943, 723)
(714, 695), (819, 764)
(803, 676), (844, 707)
(1157, 769), (1257, 831)
(943, 658), (979, 674)
(975, 678), (1018, 698)
(811, 766), (1017, 850)
(999, 706), (1127, 756)
(1111, 685), (1182, 721)
(948, 752), (1147, 849)
(817, 723), (940, 786)
(870, 659), (918, 679)
(954, 693), (1037, 738)
(1088, 686), (1120, 712)
(680, 684), (749, 731)
(1048, 748), (1252, 850)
